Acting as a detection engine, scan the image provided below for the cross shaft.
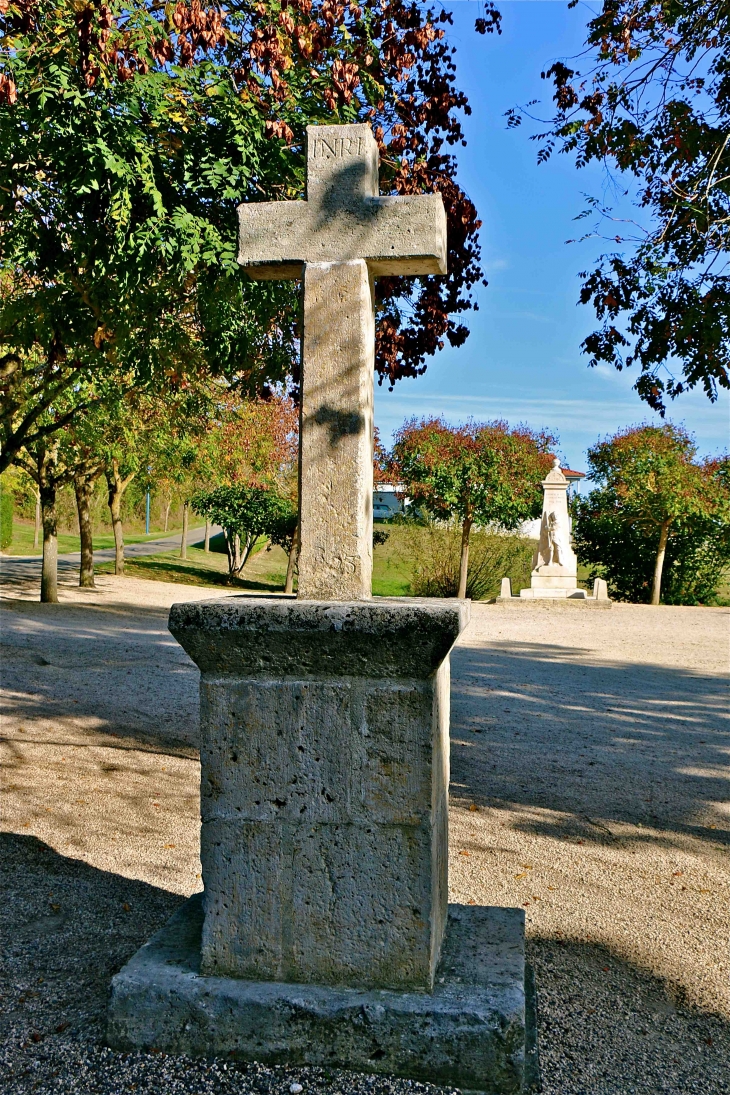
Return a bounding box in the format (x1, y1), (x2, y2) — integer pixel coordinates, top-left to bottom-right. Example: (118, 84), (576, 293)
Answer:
(237, 123), (447, 600)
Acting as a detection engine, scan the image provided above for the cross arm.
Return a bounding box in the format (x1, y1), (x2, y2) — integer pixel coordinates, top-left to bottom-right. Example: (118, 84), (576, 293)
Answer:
(237, 193), (447, 280)
(236, 201), (311, 280)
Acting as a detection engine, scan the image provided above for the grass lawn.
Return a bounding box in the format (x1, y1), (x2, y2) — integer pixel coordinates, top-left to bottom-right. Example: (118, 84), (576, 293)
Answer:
(372, 526), (414, 596)
(92, 529), (413, 596)
(4, 520), (184, 557)
(96, 539), (290, 592)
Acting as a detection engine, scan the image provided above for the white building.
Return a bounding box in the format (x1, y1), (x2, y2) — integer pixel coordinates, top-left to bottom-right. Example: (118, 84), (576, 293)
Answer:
(373, 484), (405, 521)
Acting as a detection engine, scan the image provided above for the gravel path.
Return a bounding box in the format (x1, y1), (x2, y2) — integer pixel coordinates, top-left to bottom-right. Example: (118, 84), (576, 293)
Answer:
(1, 576), (728, 1095)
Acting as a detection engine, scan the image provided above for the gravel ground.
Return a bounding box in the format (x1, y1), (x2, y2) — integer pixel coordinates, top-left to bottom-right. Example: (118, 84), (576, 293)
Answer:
(0, 574), (728, 1095)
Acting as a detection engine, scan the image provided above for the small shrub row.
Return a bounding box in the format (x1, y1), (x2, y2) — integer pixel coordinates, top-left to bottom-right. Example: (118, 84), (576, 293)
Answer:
(385, 522), (534, 600)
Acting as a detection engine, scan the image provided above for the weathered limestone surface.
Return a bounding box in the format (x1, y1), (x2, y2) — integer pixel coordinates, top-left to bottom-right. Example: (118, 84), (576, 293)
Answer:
(593, 577), (609, 600)
(168, 597), (468, 993)
(107, 894), (535, 1095)
(237, 126), (447, 279)
(298, 261), (374, 600)
(237, 123), (447, 601)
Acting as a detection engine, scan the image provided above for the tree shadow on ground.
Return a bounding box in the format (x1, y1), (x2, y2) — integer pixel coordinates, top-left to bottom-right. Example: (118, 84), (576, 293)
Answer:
(1, 833), (727, 1095)
(1, 602), (727, 841)
(0, 593), (292, 756)
(526, 930), (729, 1094)
(0, 597), (202, 753)
(450, 639), (729, 850)
(98, 557), (285, 592)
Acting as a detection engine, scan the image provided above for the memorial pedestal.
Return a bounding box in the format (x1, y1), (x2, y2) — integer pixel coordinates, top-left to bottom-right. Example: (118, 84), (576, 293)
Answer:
(106, 597), (535, 1092)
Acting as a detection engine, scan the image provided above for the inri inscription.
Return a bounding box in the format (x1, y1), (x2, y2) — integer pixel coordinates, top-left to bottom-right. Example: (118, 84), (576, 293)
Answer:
(310, 133), (366, 159)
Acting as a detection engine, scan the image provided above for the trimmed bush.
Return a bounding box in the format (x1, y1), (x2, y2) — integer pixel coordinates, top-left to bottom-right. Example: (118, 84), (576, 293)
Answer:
(406, 523), (534, 600)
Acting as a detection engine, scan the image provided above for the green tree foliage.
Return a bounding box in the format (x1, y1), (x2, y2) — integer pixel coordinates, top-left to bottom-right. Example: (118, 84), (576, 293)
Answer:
(0, 0), (499, 470)
(67, 384), (209, 575)
(572, 424), (730, 604)
(203, 393), (298, 492)
(391, 417), (554, 597)
(267, 505), (298, 555)
(267, 498), (299, 593)
(509, 0), (730, 411)
(191, 483), (293, 579)
(0, 0), (299, 472)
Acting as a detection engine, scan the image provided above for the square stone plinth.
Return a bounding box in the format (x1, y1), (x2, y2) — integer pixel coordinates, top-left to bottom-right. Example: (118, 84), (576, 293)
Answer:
(107, 894), (537, 1095)
(168, 597), (469, 994)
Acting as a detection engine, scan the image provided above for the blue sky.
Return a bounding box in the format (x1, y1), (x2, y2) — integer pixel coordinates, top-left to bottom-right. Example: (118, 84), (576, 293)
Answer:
(373, 1), (729, 475)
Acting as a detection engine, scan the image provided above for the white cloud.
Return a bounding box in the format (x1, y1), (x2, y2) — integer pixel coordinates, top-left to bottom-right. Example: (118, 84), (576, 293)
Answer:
(483, 258), (510, 273)
(374, 386), (729, 460)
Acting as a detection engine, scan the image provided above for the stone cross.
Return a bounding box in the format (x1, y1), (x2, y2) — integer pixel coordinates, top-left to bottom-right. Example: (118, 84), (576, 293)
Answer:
(237, 123), (447, 599)
(110, 123), (532, 1087)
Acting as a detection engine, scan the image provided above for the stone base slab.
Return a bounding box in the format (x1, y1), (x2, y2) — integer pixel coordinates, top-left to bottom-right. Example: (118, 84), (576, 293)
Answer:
(494, 596), (611, 609)
(528, 573), (578, 590)
(107, 894), (537, 1095)
(520, 588), (585, 599)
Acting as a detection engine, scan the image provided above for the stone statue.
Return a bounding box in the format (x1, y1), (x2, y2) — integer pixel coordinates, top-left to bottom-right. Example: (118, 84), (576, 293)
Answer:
(546, 509), (571, 567)
(499, 456), (610, 602)
(522, 457), (582, 598)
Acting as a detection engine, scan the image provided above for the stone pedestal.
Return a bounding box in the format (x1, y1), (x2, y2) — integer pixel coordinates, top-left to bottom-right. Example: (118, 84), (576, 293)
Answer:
(516, 458), (594, 602)
(180, 598), (463, 992)
(107, 598), (536, 1091)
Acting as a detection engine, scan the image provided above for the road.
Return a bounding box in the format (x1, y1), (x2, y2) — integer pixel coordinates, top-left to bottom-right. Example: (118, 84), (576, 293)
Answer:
(0, 526), (210, 588)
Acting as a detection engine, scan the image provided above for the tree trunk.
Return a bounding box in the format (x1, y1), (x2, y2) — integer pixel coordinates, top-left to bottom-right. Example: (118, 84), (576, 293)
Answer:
(204, 519), (210, 553)
(224, 529), (244, 582)
(224, 529), (235, 580)
(240, 531), (257, 571)
(33, 490), (41, 549)
(180, 502), (189, 559)
(651, 518), (672, 606)
(74, 473), (96, 588)
(164, 496), (171, 533)
(457, 516), (472, 599)
(284, 522), (299, 595)
(40, 481), (58, 603)
(106, 459), (134, 576)
(110, 488), (125, 575)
